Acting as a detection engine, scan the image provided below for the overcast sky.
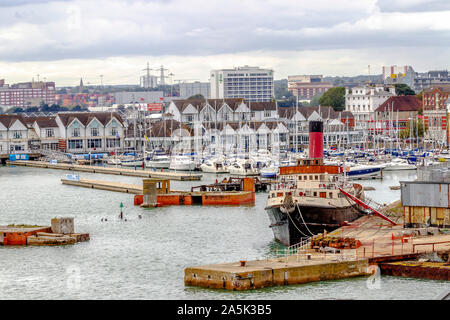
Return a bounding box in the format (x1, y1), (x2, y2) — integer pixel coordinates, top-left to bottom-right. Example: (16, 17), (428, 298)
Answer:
(0, 0), (448, 86)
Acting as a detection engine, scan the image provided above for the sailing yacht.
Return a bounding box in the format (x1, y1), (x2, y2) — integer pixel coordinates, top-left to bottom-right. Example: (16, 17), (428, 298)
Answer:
(146, 149), (170, 169)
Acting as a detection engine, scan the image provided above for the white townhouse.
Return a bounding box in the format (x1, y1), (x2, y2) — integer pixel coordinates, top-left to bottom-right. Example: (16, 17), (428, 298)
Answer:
(166, 98), (279, 124)
(22, 116), (62, 151)
(55, 112), (125, 154)
(0, 115), (30, 155)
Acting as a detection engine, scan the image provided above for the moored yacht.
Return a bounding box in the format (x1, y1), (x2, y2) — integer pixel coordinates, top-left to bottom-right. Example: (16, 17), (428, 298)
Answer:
(169, 155), (196, 171)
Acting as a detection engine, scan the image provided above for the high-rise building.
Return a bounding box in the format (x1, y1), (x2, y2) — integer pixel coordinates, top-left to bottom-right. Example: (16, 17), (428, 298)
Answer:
(210, 66), (274, 102)
(0, 80), (56, 108)
(179, 81), (210, 99)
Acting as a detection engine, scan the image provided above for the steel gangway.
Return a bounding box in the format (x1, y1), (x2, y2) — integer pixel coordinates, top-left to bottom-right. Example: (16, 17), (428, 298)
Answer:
(338, 187), (397, 225)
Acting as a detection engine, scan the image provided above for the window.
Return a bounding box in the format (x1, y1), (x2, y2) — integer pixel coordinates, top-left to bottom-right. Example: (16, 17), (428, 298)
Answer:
(13, 131), (22, 139)
(87, 139), (102, 149)
(46, 128), (54, 138)
(72, 128), (80, 137)
(106, 138), (120, 148)
(264, 110), (271, 117)
(91, 128), (99, 137)
(69, 140), (83, 149)
(111, 127), (117, 137)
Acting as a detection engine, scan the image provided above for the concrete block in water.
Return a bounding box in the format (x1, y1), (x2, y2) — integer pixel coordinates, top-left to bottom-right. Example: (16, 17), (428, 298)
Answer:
(51, 217), (74, 234)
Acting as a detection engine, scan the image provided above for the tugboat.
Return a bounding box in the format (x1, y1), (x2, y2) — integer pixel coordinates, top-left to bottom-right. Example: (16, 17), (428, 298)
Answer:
(265, 121), (366, 246)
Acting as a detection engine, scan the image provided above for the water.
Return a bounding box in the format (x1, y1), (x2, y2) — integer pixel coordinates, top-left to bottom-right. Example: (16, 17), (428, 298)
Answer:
(0, 166), (447, 300)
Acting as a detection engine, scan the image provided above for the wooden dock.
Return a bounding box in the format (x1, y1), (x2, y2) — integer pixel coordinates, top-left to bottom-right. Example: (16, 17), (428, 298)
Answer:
(7, 160), (202, 181)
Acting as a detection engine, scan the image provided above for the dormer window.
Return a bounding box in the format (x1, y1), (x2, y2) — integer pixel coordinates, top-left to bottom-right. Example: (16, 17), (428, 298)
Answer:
(91, 128), (99, 137)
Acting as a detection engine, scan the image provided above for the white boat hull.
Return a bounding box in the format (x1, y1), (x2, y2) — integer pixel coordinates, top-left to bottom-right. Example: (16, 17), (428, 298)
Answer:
(170, 163), (196, 171)
(146, 160), (170, 169)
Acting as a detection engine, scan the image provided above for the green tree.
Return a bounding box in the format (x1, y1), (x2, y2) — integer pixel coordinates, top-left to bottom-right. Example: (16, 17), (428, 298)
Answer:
(318, 87), (345, 111)
(394, 84), (415, 95)
(399, 119), (427, 138)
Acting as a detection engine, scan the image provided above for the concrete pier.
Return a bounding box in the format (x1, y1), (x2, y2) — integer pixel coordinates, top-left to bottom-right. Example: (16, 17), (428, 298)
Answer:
(7, 160), (202, 181)
(185, 257), (370, 290)
(61, 178), (143, 194)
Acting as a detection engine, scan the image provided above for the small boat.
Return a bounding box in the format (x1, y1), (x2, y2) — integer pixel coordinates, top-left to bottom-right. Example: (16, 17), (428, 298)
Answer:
(383, 158), (417, 171)
(120, 155), (144, 167)
(260, 164), (279, 179)
(146, 149), (170, 169)
(344, 163), (385, 179)
(200, 158), (228, 173)
(169, 155), (196, 171)
(228, 159), (259, 176)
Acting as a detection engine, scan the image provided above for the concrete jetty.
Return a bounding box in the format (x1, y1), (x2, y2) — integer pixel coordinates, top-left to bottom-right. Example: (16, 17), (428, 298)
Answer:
(7, 160), (202, 181)
(184, 200), (450, 290)
(62, 178), (143, 194)
(185, 256), (369, 291)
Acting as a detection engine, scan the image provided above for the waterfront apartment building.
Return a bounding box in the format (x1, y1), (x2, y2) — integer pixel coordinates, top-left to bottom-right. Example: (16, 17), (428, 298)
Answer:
(210, 66), (274, 102)
(179, 81), (210, 99)
(0, 115), (31, 155)
(0, 79), (56, 109)
(345, 85), (396, 129)
(166, 98), (278, 124)
(423, 85), (450, 144)
(55, 112), (125, 154)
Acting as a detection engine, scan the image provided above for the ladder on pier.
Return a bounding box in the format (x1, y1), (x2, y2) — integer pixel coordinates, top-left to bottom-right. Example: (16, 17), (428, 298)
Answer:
(338, 187), (397, 225)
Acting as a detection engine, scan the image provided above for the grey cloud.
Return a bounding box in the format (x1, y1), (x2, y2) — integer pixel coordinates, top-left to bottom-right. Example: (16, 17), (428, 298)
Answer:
(0, 0), (448, 63)
(377, 0), (450, 12)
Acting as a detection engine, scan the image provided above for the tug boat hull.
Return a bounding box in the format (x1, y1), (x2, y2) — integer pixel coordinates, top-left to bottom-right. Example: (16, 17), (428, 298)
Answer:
(266, 203), (363, 246)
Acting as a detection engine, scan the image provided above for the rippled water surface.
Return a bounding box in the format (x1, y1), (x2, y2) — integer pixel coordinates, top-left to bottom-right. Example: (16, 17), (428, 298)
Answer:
(0, 166), (447, 299)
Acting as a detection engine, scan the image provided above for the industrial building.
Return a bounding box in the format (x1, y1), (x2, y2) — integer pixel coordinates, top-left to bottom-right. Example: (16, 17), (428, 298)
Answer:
(401, 163), (450, 229)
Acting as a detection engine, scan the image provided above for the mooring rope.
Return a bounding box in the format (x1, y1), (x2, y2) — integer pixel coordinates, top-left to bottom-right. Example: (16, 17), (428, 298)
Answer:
(296, 202), (315, 236)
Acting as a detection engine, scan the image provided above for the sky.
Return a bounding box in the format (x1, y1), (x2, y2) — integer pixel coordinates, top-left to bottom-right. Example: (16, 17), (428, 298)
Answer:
(0, 0), (449, 86)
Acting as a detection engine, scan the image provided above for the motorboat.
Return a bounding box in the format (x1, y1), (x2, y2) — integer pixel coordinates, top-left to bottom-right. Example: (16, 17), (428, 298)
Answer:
(169, 155), (196, 171)
(228, 159), (259, 176)
(343, 163), (385, 179)
(260, 163), (279, 179)
(199, 158), (228, 173)
(383, 158), (417, 171)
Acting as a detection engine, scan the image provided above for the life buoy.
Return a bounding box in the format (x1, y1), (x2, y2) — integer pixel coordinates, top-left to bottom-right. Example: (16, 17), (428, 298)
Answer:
(299, 192), (304, 196)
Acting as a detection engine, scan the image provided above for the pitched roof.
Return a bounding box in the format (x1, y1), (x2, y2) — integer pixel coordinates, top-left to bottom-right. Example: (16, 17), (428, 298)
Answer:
(171, 98), (251, 112)
(0, 114), (27, 129)
(57, 112), (124, 127)
(24, 116), (59, 128)
(376, 96), (422, 113)
(149, 120), (192, 137)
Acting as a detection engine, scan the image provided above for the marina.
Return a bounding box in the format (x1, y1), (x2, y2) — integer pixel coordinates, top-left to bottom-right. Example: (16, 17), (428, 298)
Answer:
(0, 160), (447, 300)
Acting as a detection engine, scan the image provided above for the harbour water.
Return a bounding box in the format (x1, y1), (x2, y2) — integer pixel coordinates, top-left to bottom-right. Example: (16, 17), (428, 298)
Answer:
(0, 166), (447, 300)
